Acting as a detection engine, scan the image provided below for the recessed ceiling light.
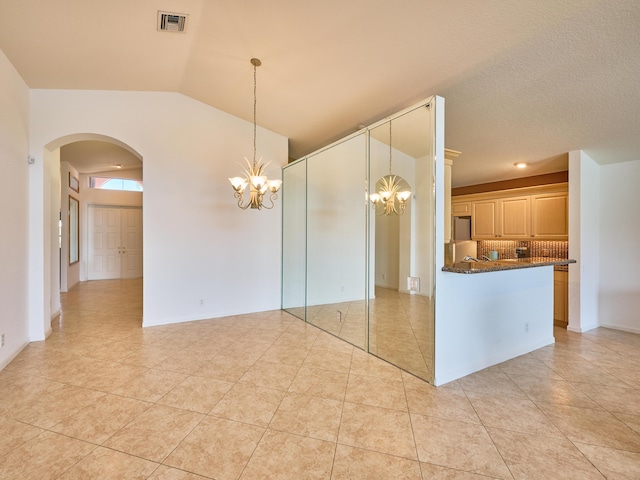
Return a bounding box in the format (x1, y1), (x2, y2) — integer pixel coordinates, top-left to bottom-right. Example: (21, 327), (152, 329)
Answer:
(514, 162), (527, 169)
(115, 164), (123, 169)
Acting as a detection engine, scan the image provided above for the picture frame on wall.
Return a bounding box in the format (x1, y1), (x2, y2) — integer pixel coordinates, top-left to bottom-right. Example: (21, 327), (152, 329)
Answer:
(69, 173), (79, 193)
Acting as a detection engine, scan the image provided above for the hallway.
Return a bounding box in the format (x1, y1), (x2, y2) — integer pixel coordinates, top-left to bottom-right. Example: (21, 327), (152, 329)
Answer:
(1, 279), (639, 478)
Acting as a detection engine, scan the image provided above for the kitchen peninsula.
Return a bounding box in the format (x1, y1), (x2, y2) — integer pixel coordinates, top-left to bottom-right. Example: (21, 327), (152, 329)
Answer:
(433, 256), (575, 386)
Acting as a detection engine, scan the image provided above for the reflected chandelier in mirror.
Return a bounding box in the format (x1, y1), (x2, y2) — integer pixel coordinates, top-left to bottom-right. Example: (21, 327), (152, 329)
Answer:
(370, 120), (411, 215)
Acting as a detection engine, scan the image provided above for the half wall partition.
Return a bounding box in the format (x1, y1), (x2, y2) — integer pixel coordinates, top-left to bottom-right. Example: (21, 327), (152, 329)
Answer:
(282, 98), (438, 382)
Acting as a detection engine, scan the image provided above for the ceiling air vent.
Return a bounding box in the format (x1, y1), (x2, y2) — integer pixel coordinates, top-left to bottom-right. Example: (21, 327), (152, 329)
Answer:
(157, 11), (188, 33)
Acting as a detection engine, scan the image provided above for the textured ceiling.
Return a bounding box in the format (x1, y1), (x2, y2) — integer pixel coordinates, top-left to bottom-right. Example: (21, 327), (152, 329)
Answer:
(2, 0), (639, 186)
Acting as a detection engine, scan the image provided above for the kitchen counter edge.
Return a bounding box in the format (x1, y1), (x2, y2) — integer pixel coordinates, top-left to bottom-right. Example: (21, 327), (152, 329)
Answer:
(442, 257), (576, 274)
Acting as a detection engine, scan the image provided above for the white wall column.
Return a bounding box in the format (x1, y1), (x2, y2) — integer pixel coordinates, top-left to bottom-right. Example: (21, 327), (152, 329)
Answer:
(568, 150), (600, 332)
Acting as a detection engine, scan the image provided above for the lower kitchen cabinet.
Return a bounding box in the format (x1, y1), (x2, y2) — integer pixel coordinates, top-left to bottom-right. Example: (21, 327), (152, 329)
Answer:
(554, 270), (568, 327)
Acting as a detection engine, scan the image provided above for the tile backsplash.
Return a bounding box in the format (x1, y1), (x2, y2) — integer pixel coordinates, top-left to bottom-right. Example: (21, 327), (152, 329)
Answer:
(477, 240), (568, 260)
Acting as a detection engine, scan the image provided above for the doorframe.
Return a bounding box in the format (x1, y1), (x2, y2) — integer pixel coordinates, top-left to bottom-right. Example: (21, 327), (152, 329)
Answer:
(86, 204), (144, 281)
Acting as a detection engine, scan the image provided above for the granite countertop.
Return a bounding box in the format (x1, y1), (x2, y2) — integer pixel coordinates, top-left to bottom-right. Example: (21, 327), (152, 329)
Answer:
(443, 257), (576, 274)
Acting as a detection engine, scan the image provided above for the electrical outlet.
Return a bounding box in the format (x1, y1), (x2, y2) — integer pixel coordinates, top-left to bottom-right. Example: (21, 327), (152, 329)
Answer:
(200, 299), (204, 305)
(1, 333), (4, 347)
(336, 311), (342, 323)
(524, 322), (529, 333)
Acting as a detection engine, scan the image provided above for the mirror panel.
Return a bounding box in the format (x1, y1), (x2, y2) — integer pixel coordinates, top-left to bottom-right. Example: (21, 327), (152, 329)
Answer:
(69, 195), (79, 265)
(282, 160), (307, 320)
(369, 105), (434, 381)
(281, 98), (436, 383)
(306, 133), (367, 349)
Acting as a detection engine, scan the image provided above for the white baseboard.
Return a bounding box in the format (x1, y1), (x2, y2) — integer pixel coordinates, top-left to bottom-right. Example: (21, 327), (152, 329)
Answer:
(0, 341), (30, 372)
(598, 323), (640, 335)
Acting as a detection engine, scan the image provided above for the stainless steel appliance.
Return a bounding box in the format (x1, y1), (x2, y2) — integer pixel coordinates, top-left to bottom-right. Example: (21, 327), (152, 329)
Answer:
(451, 216), (477, 263)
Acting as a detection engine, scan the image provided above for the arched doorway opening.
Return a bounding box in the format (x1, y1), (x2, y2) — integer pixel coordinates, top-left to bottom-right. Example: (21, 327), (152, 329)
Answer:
(44, 133), (144, 327)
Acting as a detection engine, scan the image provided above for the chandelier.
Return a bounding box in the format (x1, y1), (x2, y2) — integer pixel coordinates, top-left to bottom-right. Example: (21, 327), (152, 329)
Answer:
(370, 121), (411, 216)
(228, 58), (282, 210)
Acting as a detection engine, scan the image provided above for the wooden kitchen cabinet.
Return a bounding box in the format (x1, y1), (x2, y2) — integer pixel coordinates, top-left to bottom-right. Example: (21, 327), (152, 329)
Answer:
(499, 196), (531, 238)
(471, 196), (530, 239)
(532, 193), (568, 239)
(554, 270), (568, 327)
(455, 183), (568, 241)
(472, 200), (499, 238)
(452, 201), (471, 216)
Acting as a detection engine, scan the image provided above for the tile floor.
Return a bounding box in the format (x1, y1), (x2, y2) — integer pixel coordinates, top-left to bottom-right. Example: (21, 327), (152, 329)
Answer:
(1, 278), (640, 479)
(289, 286), (434, 382)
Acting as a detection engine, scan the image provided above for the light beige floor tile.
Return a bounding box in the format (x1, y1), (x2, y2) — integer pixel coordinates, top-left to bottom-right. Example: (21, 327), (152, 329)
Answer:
(57, 446), (158, 479)
(270, 392), (343, 442)
(332, 444), (422, 479)
(288, 365), (349, 401)
(403, 373), (480, 424)
(148, 465), (211, 479)
(420, 462), (504, 479)
(509, 373), (601, 409)
(164, 415), (264, 480)
(118, 346), (176, 368)
(240, 429), (335, 480)
(237, 327), (283, 344)
(193, 354), (254, 382)
(537, 403), (640, 452)
(466, 391), (561, 435)
(312, 331), (355, 354)
(602, 365), (640, 389)
(457, 370), (526, 399)
(550, 360), (628, 387)
(488, 427), (606, 480)
(9, 384), (105, 429)
(345, 373), (408, 411)
(574, 383), (640, 416)
(104, 404), (203, 462)
(210, 382), (285, 426)
(259, 344), (310, 367)
(615, 413), (640, 435)
(73, 360), (147, 392)
(498, 355), (563, 380)
(411, 414), (512, 479)
(338, 402), (417, 460)
(0, 430), (96, 480)
(6, 278), (640, 480)
(238, 359), (299, 391)
(0, 414), (44, 451)
(575, 442), (640, 480)
(50, 393), (150, 444)
(152, 351), (214, 375)
(157, 376), (233, 413)
(111, 368), (188, 402)
(220, 339), (271, 362)
(302, 348), (353, 373)
(349, 349), (403, 380)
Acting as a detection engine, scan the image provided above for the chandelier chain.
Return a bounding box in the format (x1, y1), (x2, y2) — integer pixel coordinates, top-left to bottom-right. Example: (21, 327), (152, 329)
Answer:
(389, 121), (392, 174)
(253, 61), (257, 167)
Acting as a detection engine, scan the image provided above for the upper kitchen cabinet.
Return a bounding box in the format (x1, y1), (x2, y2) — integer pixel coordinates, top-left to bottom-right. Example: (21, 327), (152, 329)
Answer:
(531, 192), (568, 239)
(451, 201), (471, 215)
(499, 196), (531, 239)
(454, 183), (568, 241)
(471, 196), (530, 239)
(471, 199), (499, 238)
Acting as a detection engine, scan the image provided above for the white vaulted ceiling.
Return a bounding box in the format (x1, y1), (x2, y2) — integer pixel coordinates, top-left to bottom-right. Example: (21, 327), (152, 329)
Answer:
(2, 0), (639, 186)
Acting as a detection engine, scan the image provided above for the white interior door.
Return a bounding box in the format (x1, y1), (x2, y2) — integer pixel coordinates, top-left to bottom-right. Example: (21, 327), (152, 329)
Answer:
(88, 206), (143, 280)
(121, 208), (143, 278)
